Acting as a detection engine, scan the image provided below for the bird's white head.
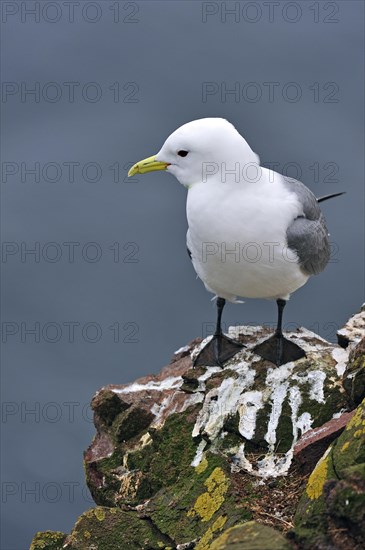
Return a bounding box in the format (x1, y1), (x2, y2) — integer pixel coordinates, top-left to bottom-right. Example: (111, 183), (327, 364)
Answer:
(128, 118), (260, 187)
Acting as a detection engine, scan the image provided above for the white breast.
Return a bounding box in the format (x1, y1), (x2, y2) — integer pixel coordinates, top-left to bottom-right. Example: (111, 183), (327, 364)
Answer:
(186, 170), (309, 302)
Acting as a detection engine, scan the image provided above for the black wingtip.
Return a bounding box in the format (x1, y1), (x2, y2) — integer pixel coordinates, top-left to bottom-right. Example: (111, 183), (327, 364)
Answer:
(317, 192), (346, 203)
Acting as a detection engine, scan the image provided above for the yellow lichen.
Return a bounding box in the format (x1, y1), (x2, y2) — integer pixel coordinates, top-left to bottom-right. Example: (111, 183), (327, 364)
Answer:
(354, 428), (365, 438)
(187, 467), (229, 522)
(205, 467), (228, 494)
(341, 441), (350, 452)
(94, 508), (106, 521)
(195, 457), (208, 474)
(30, 532), (65, 550)
(306, 453), (329, 500)
(195, 515), (227, 550)
(83, 530), (91, 539)
(30, 538), (47, 550)
(346, 405), (365, 430)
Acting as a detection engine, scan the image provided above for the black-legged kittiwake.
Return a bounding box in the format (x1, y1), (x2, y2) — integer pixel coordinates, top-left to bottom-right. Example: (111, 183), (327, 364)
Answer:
(128, 118), (344, 367)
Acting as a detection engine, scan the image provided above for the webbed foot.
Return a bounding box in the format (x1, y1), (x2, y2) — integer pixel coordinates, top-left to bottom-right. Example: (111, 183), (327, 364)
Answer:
(253, 333), (306, 366)
(193, 333), (244, 368)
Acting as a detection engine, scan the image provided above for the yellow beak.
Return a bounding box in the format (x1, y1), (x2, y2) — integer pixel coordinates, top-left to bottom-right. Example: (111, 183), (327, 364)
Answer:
(128, 155), (170, 177)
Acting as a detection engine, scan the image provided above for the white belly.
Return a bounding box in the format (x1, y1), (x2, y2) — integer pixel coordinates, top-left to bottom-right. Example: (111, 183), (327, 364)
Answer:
(186, 176), (309, 302)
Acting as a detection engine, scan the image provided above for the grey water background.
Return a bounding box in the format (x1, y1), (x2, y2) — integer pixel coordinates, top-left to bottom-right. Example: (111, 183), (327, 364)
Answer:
(1, 1), (364, 548)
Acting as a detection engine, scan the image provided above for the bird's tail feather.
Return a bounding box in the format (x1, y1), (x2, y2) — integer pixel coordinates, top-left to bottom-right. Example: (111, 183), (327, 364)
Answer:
(317, 192), (346, 203)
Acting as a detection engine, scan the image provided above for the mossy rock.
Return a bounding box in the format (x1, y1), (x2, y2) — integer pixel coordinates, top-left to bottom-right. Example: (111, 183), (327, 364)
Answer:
(30, 531), (66, 550)
(145, 452), (252, 547)
(84, 411), (263, 547)
(86, 326), (352, 509)
(343, 336), (365, 406)
(92, 388), (130, 428)
(294, 398), (365, 548)
(209, 521), (293, 549)
(85, 407), (201, 507)
(36, 323), (361, 549)
(112, 404), (154, 442)
(62, 507), (173, 549)
(191, 347), (349, 478)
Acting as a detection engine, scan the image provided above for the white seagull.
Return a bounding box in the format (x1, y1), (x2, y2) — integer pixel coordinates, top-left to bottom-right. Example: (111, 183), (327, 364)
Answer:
(128, 118), (343, 367)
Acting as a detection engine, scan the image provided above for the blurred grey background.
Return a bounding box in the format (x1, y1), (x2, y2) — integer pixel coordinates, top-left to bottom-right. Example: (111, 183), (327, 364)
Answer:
(1, 1), (364, 548)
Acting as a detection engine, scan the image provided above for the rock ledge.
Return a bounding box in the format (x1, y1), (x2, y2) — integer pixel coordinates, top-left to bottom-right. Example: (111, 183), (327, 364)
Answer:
(30, 306), (365, 550)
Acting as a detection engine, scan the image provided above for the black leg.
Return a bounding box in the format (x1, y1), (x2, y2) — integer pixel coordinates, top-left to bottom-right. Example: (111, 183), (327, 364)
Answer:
(215, 297), (225, 335)
(276, 298), (286, 336)
(253, 299), (306, 366)
(193, 297), (245, 368)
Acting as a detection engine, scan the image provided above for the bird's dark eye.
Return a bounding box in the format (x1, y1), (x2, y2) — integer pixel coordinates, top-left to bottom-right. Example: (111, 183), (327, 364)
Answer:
(177, 150), (189, 157)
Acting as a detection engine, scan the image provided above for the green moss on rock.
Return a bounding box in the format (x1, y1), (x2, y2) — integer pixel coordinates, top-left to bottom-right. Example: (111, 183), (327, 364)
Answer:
(274, 395), (295, 454)
(209, 521), (293, 550)
(37, 322), (364, 549)
(62, 507), (172, 549)
(343, 336), (365, 406)
(30, 531), (66, 550)
(294, 398), (365, 548)
(145, 452), (252, 546)
(86, 407), (201, 508)
(112, 404), (154, 443)
(126, 410), (198, 498)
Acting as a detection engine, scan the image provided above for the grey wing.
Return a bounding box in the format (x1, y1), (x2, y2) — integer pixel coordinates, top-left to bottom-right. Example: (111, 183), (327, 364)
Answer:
(283, 177), (330, 275)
